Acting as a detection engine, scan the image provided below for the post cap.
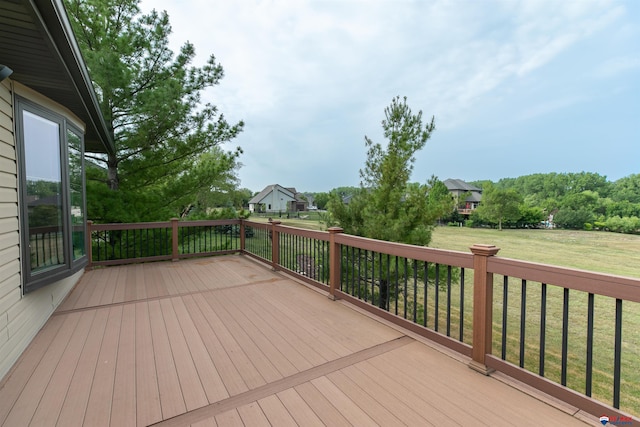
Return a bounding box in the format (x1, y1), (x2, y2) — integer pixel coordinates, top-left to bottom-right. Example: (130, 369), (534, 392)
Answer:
(469, 244), (500, 256)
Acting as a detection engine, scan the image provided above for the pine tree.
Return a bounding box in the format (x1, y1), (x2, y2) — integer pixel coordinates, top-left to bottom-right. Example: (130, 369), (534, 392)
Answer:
(65, 0), (244, 221)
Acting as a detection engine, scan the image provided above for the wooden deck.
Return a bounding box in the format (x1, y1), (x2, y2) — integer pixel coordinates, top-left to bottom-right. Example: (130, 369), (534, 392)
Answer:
(0, 255), (598, 426)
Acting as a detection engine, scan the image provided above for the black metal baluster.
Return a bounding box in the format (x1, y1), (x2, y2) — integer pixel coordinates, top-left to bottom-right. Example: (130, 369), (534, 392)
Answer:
(539, 283), (547, 376)
(447, 265), (452, 337)
(424, 261), (428, 327)
(371, 251), (376, 305)
(338, 241), (342, 293)
(395, 256), (399, 316)
(585, 292), (594, 396)
(357, 248), (362, 299)
(459, 268), (465, 342)
(502, 276), (508, 360)
(519, 279), (527, 368)
(203, 226), (207, 252)
(347, 248), (353, 295)
(344, 245), (350, 294)
(364, 250), (368, 302)
(386, 254), (391, 311)
(379, 252), (383, 309)
(403, 258), (408, 320)
(95, 231), (100, 261)
(344, 247), (356, 295)
(561, 288), (570, 386)
(285, 234), (298, 270)
(324, 240), (329, 284)
(313, 237), (318, 280)
(127, 229), (131, 259)
(434, 264), (440, 332)
(613, 298), (622, 409)
(413, 259), (418, 322)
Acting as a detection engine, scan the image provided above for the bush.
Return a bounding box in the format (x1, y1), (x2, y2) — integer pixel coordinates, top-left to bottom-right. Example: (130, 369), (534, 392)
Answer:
(604, 215), (640, 234)
(553, 208), (594, 230)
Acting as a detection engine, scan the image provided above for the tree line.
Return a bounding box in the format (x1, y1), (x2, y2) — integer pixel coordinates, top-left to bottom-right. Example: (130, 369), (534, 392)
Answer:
(309, 172), (640, 235)
(462, 172), (640, 233)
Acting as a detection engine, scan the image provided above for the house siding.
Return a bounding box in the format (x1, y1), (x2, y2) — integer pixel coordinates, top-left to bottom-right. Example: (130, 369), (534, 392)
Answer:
(0, 79), (82, 380)
(249, 184), (297, 213)
(265, 188), (295, 212)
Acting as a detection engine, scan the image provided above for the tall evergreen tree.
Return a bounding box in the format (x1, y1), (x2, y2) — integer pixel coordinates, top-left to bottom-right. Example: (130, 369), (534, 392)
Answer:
(65, 0), (244, 221)
(329, 96), (451, 246)
(328, 97), (454, 309)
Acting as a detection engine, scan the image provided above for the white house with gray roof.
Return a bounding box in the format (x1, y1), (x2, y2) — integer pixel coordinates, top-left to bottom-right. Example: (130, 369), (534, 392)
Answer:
(249, 184), (296, 213)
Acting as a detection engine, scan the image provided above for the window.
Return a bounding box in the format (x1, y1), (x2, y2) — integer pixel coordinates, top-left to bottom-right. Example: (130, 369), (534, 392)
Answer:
(15, 97), (87, 293)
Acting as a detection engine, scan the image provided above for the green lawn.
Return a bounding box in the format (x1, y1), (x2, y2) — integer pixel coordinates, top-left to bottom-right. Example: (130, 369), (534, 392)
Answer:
(430, 226), (640, 278)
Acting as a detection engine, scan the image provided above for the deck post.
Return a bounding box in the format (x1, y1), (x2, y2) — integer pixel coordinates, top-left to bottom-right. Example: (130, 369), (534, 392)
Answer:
(86, 220), (93, 270)
(469, 244), (500, 375)
(171, 218), (179, 262)
(328, 227), (344, 300)
(270, 220), (281, 270)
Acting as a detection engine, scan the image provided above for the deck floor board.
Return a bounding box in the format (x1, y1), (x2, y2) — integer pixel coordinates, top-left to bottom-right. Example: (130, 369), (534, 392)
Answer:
(0, 256), (596, 426)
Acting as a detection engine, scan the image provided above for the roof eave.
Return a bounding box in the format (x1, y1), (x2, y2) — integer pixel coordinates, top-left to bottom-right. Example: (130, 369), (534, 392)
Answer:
(34, 0), (115, 155)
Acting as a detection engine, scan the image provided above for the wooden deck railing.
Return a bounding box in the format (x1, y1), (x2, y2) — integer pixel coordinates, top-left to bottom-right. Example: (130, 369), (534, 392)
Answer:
(85, 218), (640, 421)
(87, 219), (242, 267)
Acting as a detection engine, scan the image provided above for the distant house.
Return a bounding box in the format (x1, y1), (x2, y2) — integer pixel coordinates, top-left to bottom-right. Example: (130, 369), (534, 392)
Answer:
(249, 184), (309, 213)
(444, 179), (482, 215)
(0, 0), (115, 379)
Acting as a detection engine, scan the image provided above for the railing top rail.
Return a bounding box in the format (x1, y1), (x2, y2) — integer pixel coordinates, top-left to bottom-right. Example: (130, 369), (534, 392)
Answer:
(176, 219), (240, 227)
(90, 218), (242, 231)
(89, 221), (172, 231)
(488, 256), (640, 303)
(335, 233), (474, 269)
(274, 224), (330, 241)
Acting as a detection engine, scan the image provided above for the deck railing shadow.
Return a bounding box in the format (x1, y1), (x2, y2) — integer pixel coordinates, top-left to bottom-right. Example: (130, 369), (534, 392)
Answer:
(86, 218), (640, 421)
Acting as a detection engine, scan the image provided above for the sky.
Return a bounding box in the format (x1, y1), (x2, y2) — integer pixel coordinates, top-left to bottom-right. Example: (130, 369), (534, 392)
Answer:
(139, 0), (640, 193)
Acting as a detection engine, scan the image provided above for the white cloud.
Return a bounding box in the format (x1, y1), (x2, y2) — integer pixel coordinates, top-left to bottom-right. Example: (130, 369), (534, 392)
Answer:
(139, 0), (638, 191)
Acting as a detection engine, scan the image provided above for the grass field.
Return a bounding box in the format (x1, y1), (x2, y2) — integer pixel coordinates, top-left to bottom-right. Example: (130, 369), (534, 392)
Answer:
(430, 226), (640, 278)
